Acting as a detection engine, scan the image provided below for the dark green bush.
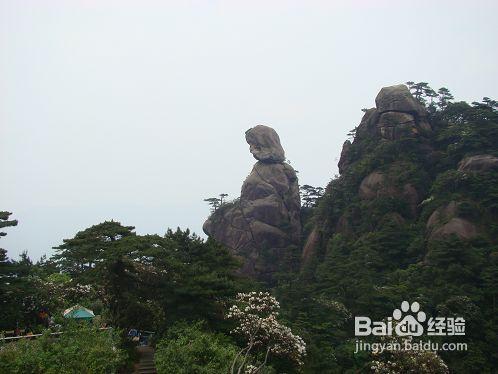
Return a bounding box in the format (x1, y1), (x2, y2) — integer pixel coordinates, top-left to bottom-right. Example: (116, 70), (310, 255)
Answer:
(155, 322), (238, 374)
(0, 324), (126, 373)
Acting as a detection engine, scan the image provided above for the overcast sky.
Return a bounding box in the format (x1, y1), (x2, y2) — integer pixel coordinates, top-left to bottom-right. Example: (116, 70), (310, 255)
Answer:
(1, 0), (497, 261)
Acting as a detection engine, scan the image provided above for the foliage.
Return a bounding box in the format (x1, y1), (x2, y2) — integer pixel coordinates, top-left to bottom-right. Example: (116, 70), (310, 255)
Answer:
(0, 211), (19, 329)
(155, 321), (238, 374)
(0, 324), (126, 373)
(276, 84), (498, 372)
(369, 335), (449, 373)
(406, 82), (454, 112)
(52, 220), (136, 281)
(226, 292), (306, 373)
(300, 185), (324, 208)
(406, 81), (437, 109)
(0, 251), (43, 331)
(204, 193), (229, 213)
(0, 211), (18, 240)
(52, 223), (246, 331)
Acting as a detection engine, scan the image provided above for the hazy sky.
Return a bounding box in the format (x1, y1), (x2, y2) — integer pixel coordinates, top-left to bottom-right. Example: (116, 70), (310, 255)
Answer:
(1, 0), (497, 260)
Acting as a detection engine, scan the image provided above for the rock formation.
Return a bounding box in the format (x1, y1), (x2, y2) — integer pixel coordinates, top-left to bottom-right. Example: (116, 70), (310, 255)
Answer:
(358, 171), (389, 200)
(203, 125), (301, 282)
(375, 84), (426, 116)
(339, 84), (432, 176)
(358, 169), (420, 217)
(292, 82), (498, 371)
(245, 125), (286, 163)
(302, 84), (432, 264)
(370, 85), (432, 141)
(426, 201), (478, 240)
(458, 154), (498, 173)
(424, 154), (498, 241)
(338, 140), (352, 174)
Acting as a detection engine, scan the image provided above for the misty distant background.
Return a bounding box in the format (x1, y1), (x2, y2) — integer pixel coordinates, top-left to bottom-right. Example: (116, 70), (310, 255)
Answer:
(1, 0), (497, 260)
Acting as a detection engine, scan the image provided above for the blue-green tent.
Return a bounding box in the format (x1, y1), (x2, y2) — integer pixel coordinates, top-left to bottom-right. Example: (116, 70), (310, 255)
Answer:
(63, 305), (95, 320)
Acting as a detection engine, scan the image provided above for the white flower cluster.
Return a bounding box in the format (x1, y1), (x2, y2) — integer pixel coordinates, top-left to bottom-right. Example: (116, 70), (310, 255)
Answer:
(28, 276), (95, 311)
(370, 335), (449, 374)
(312, 296), (352, 321)
(244, 364), (258, 374)
(226, 291), (306, 368)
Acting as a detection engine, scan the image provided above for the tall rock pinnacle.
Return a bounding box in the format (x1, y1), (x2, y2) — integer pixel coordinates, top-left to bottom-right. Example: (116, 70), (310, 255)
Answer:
(203, 125), (301, 283)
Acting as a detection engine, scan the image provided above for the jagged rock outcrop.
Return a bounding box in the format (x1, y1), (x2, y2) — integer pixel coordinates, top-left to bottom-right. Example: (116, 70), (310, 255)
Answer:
(338, 140), (352, 174)
(458, 154), (498, 173)
(426, 201), (478, 240)
(355, 84), (432, 144)
(203, 125), (301, 282)
(375, 84), (426, 116)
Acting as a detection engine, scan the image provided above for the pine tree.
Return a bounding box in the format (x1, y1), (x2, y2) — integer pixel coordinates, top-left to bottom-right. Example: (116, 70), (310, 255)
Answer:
(0, 211), (18, 238)
(0, 212), (19, 329)
(300, 185), (324, 208)
(437, 87), (454, 110)
(52, 220), (135, 280)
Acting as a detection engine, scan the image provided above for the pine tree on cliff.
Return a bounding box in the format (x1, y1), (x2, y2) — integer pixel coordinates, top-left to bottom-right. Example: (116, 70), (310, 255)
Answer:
(0, 211), (18, 239)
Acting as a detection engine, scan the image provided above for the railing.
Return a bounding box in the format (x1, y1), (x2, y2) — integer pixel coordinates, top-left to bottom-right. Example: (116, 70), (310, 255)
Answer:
(0, 327), (112, 342)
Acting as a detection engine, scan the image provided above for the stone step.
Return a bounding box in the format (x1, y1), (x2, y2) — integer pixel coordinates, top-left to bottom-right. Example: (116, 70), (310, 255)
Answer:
(139, 364), (155, 368)
(133, 345), (157, 374)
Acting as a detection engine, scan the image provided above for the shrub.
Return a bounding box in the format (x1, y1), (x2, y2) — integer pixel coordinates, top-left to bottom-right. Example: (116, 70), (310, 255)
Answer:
(0, 324), (126, 373)
(155, 321), (238, 374)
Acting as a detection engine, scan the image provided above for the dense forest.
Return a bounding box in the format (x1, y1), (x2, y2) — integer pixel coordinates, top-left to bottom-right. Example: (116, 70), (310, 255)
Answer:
(1, 82), (497, 373)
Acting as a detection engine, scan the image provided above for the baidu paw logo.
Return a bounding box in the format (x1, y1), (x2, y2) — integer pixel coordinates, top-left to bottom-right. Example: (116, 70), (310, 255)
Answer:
(393, 301), (426, 336)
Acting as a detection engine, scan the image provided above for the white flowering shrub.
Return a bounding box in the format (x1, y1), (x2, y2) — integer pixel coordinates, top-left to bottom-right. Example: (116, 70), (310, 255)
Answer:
(369, 335), (449, 374)
(30, 274), (95, 314)
(226, 291), (306, 374)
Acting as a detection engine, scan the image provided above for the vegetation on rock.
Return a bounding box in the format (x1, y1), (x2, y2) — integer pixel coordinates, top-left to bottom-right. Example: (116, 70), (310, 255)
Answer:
(276, 83), (498, 373)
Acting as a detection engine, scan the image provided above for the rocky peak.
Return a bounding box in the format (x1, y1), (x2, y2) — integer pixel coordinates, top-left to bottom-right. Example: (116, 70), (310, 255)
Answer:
(362, 85), (429, 138)
(375, 84), (426, 117)
(339, 85), (431, 175)
(203, 125), (301, 284)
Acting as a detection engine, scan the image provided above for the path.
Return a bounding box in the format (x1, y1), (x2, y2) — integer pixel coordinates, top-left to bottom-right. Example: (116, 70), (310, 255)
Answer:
(133, 346), (157, 374)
